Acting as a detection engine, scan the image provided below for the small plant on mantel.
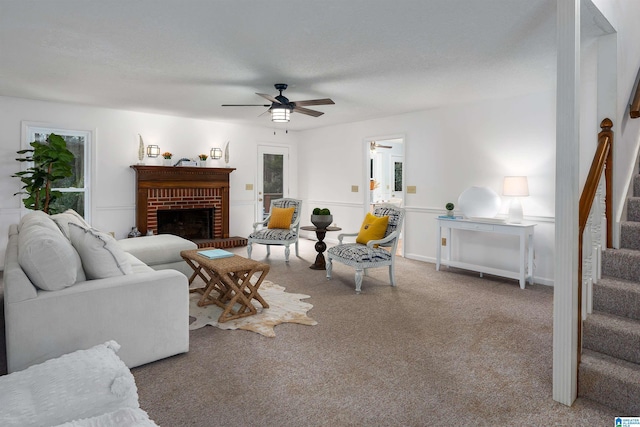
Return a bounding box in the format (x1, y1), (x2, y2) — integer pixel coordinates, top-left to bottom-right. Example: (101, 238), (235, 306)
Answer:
(198, 154), (208, 161)
(162, 152), (173, 159)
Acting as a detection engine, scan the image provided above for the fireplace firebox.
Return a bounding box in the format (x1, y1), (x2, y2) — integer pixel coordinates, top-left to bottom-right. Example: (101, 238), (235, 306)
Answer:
(157, 208), (213, 240)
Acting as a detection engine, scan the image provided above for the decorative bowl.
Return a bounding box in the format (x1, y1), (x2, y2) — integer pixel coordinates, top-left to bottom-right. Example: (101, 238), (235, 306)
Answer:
(311, 214), (333, 229)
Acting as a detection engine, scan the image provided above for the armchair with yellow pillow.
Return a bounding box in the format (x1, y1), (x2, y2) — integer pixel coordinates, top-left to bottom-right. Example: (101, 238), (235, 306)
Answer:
(247, 198), (302, 262)
(326, 204), (405, 292)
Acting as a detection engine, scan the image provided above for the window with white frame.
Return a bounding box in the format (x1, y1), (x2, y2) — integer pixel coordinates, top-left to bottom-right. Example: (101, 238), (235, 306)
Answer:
(24, 125), (91, 220)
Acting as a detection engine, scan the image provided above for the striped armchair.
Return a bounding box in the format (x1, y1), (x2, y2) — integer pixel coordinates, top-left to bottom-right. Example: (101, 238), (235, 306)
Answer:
(326, 205), (405, 293)
(247, 198), (302, 262)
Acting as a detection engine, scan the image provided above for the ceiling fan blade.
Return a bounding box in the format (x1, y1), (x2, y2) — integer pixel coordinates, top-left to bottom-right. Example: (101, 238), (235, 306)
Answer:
(222, 104), (270, 107)
(293, 106), (324, 117)
(256, 93), (281, 104)
(292, 98), (335, 107)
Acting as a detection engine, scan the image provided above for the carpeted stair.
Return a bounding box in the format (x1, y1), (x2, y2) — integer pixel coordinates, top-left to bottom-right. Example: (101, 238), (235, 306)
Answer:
(579, 175), (640, 414)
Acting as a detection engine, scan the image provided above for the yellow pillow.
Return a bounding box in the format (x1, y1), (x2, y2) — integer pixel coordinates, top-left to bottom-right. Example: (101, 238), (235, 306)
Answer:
(267, 207), (295, 229)
(356, 213), (389, 245)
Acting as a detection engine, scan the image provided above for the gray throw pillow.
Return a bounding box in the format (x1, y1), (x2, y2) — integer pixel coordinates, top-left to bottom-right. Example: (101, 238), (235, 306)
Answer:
(68, 223), (133, 279)
(18, 224), (81, 291)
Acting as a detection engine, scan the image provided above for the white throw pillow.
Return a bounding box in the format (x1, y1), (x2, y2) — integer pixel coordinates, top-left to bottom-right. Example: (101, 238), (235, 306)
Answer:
(51, 209), (92, 240)
(18, 222), (84, 291)
(69, 223), (133, 279)
(0, 341), (141, 427)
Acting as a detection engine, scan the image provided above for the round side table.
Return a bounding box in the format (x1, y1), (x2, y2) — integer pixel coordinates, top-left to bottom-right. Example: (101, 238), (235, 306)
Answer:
(300, 225), (342, 270)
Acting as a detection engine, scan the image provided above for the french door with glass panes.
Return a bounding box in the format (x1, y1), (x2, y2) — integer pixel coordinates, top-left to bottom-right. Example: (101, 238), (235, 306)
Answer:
(257, 146), (289, 221)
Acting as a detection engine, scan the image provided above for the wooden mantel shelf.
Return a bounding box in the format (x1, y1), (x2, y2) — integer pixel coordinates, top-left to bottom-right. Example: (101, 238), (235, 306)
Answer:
(130, 165), (236, 184)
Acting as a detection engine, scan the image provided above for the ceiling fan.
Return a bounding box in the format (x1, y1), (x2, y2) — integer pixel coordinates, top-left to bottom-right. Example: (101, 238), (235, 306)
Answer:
(222, 83), (334, 121)
(370, 141), (392, 150)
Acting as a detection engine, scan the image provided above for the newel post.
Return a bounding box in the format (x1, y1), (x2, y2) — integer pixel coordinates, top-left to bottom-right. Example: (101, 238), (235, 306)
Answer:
(599, 118), (613, 248)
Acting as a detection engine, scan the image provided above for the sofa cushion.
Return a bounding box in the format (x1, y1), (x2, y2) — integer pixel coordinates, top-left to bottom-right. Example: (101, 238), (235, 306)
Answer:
(124, 252), (154, 274)
(4, 225), (38, 302)
(18, 220), (85, 291)
(0, 341), (142, 427)
(116, 234), (197, 266)
(51, 209), (92, 240)
(69, 223), (133, 279)
(18, 210), (61, 233)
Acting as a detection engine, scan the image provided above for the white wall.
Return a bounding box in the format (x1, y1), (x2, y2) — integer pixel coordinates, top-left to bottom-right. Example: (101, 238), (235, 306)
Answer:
(0, 96), (299, 268)
(298, 91), (557, 285)
(591, 0), (640, 228)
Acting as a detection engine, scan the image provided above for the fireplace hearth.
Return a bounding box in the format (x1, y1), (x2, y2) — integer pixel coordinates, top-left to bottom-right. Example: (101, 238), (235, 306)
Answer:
(130, 165), (247, 248)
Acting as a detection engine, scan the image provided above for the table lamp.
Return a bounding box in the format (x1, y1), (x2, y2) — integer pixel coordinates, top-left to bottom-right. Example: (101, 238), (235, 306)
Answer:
(503, 176), (529, 224)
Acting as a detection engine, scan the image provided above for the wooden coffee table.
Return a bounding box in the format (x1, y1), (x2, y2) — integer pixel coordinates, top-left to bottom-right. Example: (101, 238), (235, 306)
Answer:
(181, 249), (270, 323)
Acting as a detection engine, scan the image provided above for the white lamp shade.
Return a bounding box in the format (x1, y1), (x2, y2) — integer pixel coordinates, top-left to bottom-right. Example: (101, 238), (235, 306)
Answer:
(503, 176), (529, 197)
(503, 176), (528, 223)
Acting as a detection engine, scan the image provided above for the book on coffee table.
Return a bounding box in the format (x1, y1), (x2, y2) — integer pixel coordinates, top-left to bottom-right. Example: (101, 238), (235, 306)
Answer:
(197, 249), (234, 259)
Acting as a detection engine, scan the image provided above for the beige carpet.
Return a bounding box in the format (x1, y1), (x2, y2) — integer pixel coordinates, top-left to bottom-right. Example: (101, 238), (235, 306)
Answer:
(0, 238), (619, 426)
(188, 280), (317, 337)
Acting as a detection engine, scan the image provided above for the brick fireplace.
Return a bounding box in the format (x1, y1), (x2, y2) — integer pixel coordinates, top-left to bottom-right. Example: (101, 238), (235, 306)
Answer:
(130, 165), (247, 248)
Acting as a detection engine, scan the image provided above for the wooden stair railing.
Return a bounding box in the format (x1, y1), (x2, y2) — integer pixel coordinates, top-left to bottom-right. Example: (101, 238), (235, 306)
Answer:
(577, 118), (613, 367)
(631, 80), (640, 118)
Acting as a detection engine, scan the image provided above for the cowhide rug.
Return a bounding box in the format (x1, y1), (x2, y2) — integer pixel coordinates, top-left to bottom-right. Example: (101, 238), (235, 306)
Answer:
(188, 281), (318, 337)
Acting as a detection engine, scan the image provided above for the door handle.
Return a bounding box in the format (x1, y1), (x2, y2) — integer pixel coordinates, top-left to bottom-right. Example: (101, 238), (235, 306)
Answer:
(258, 198), (263, 201)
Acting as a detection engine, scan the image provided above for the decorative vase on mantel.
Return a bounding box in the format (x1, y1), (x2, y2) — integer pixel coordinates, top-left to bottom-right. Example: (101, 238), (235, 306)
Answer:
(128, 227), (142, 238)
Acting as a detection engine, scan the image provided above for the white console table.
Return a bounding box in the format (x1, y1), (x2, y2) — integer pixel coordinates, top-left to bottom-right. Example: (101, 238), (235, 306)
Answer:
(435, 217), (536, 289)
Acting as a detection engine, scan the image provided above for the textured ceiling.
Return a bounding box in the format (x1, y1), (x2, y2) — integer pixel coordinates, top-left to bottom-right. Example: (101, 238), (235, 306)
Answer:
(0, 0), (595, 131)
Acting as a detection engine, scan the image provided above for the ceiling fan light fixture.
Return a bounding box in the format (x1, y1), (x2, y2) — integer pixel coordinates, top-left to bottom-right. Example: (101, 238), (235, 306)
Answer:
(271, 106), (291, 123)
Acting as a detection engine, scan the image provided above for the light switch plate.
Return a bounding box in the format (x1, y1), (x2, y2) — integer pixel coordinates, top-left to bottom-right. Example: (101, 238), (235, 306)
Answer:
(246, 184), (253, 190)
(351, 185), (359, 192)
(407, 185), (417, 194)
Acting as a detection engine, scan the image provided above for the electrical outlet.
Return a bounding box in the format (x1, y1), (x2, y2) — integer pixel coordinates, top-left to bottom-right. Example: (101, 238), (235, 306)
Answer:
(407, 185), (417, 194)
(246, 184), (253, 190)
(351, 185), (359, 192)
(441, 237), (447, 246)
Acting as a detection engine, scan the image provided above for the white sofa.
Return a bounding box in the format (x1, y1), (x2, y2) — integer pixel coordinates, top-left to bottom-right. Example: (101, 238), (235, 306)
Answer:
(0, 340), (158, 427)
(3, 210), (193, 373)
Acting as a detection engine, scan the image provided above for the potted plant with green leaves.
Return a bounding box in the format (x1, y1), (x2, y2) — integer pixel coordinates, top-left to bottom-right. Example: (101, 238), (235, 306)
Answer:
(445, 202), (455, 217)
(311, 207), (333, 229)
(198, 154), (208, 167)
(162, 152), (173, 166)
(13, 133), (74, 214)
